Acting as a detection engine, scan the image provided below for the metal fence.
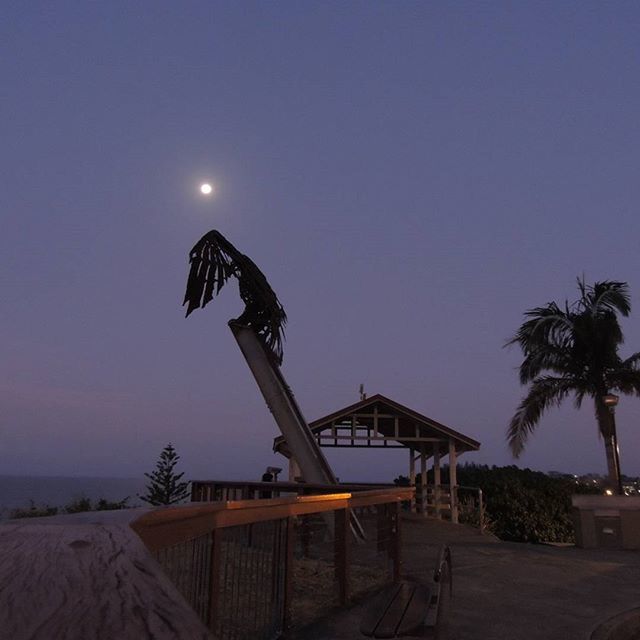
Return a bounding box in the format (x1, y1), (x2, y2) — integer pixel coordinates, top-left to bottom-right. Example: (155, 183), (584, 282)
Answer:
(131, 488), (413, 640)
(190, 479), (394, 502)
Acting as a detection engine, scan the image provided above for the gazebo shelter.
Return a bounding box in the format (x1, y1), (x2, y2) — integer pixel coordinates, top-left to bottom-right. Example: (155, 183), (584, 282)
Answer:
(273, 393), (480, 523)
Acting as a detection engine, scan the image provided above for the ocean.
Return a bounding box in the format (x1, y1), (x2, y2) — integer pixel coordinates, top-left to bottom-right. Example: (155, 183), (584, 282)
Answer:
(0, 475), (149, 519)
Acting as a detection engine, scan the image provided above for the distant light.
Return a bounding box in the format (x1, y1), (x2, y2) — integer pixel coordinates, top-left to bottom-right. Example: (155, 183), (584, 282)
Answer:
(200, 183), (213, 195)
(605, 489), (614, 496)
(603, 394), (619, 407)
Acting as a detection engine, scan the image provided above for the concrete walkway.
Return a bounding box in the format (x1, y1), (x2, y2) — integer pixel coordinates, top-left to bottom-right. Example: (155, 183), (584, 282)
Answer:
(298, 516), (640, 640)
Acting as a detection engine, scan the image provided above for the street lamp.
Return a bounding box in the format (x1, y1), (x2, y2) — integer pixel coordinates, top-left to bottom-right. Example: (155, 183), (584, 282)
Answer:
(602, 394), (622, 495)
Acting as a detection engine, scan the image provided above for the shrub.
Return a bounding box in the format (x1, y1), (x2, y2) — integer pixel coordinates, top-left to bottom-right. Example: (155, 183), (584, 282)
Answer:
(10, 500), (59, 519)
(394, 464), (600, 543)
(64, 496), (93, 514)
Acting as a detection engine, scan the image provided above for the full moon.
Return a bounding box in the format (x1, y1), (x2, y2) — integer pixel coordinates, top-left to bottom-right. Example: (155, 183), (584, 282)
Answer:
(200, 183), (213, 195)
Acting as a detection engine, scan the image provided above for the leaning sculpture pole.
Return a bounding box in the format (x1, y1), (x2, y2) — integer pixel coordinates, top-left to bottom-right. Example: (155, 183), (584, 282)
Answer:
(183, 229), (338, 487)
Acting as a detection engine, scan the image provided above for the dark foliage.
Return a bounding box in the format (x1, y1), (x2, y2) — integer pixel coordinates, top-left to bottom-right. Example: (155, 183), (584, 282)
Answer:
(456, 464), (602, 543)
(9, 500), (59, 519)
(183, 229), (287, 364)
(394, 464), (600, 543)
(95, 497), (130, 511)
(140, 443), (190, 506)
(64, 496), (93, 513)
(9, 496), (130, 519)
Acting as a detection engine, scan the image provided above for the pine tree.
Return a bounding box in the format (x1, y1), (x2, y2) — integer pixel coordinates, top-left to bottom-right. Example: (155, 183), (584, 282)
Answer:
(140, 443), (190, 506)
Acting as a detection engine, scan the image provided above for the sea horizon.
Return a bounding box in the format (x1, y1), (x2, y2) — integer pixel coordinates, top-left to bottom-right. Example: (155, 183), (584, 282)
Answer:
(0, 474), (149, 516)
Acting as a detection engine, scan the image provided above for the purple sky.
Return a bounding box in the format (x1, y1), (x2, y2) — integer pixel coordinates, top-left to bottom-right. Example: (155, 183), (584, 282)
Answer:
(3, 3), (640, 482)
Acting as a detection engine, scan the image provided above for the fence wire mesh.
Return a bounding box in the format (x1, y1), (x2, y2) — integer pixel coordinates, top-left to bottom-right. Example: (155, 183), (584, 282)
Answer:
(349, 505), (396, 599)
(156, 519), (287, 640)
(156, 532), (213, 623)
(151, 497), (406, 639)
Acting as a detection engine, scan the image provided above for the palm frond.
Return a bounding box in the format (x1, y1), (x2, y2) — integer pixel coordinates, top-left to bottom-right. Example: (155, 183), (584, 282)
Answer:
(621, 352), (640, 369)
(506, 303), (573, 353)
(607, 369), (640, 397)
(518, 344), (574, 384)
(583, 280), (631, 317)
(183, 230), (287, 364)
(507, 376), (577, 457)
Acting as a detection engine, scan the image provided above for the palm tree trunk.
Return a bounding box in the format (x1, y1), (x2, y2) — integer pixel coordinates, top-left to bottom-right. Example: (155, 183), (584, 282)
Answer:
(596, 397), (623, 494)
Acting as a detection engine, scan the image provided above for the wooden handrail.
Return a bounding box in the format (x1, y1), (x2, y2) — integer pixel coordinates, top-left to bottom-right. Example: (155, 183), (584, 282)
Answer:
(132, 488), (414, 553)
(191, 479), (393, 490)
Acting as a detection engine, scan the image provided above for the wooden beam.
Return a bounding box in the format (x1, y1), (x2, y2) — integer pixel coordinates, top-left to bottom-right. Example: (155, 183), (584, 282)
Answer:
(132, 488), (416, 552)
(316, 434), (444, 443)
(373, 406), (379, 438)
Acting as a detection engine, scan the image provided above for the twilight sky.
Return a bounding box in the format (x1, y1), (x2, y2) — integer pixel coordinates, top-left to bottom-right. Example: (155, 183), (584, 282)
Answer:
(2, 2), (640, 482)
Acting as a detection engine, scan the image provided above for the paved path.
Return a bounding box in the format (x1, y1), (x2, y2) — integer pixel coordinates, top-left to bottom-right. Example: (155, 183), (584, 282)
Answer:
(299, 517), (640, 640)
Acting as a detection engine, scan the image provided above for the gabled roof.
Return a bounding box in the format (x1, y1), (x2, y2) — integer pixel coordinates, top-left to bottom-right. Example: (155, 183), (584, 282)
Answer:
(273, 393), (481, 456)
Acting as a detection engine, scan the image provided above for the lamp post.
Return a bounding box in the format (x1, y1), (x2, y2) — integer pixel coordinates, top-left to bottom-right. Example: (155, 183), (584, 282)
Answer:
(603, 394), (623, 495)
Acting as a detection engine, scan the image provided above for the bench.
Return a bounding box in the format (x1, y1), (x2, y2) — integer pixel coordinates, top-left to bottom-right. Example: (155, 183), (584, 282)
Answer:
(360, 545), (452, 639)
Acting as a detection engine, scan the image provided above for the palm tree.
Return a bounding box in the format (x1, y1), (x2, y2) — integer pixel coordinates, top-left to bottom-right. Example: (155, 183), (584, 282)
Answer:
(507, 279), (640, 493)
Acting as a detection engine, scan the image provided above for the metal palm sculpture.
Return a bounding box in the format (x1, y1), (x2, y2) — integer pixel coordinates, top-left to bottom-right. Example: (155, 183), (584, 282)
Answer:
(507, 279), (640, 493)
(183, 230), (287, 364)
(183, 229), (341, 498)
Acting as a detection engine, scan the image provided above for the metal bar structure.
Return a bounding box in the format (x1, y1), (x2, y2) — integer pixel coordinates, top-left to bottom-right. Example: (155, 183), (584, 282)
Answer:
(229, 323), (366, 539)
(456, 485), (486, 534)
(132, 488), (413, 640)
(229, 322), (337, 487)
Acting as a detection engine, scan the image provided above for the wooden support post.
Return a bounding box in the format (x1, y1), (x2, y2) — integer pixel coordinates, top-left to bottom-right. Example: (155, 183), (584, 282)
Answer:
(449, 440), (458, 524)
(420, 444), (427, 515)
(283, 516), (295, 631)
(394, 417), (400, 439)
(334, 508), (350, 605)
(433, 444), (441, 519)
(207, 528), (222, 631)
(351, 416), (356, 445)
(408, 447), (416, 513)
(391, 502), (401, 583)
(373, 406), (379, 438)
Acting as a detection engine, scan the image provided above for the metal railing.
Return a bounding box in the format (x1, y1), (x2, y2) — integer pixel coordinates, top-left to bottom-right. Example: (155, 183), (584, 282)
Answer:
(132, 487), (414, 640)
(190, 479), (394, 502)
(456, 485), (485, 534)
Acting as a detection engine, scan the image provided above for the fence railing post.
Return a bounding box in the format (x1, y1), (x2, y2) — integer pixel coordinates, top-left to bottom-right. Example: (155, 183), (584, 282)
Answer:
(478, 489), (484, 534)
(392, 502), (401, 583)
(207, 528), (222, 632)
(334, 508), (350, 605)
(283, 516), (295, 632)
(376, 504), (388, 552)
